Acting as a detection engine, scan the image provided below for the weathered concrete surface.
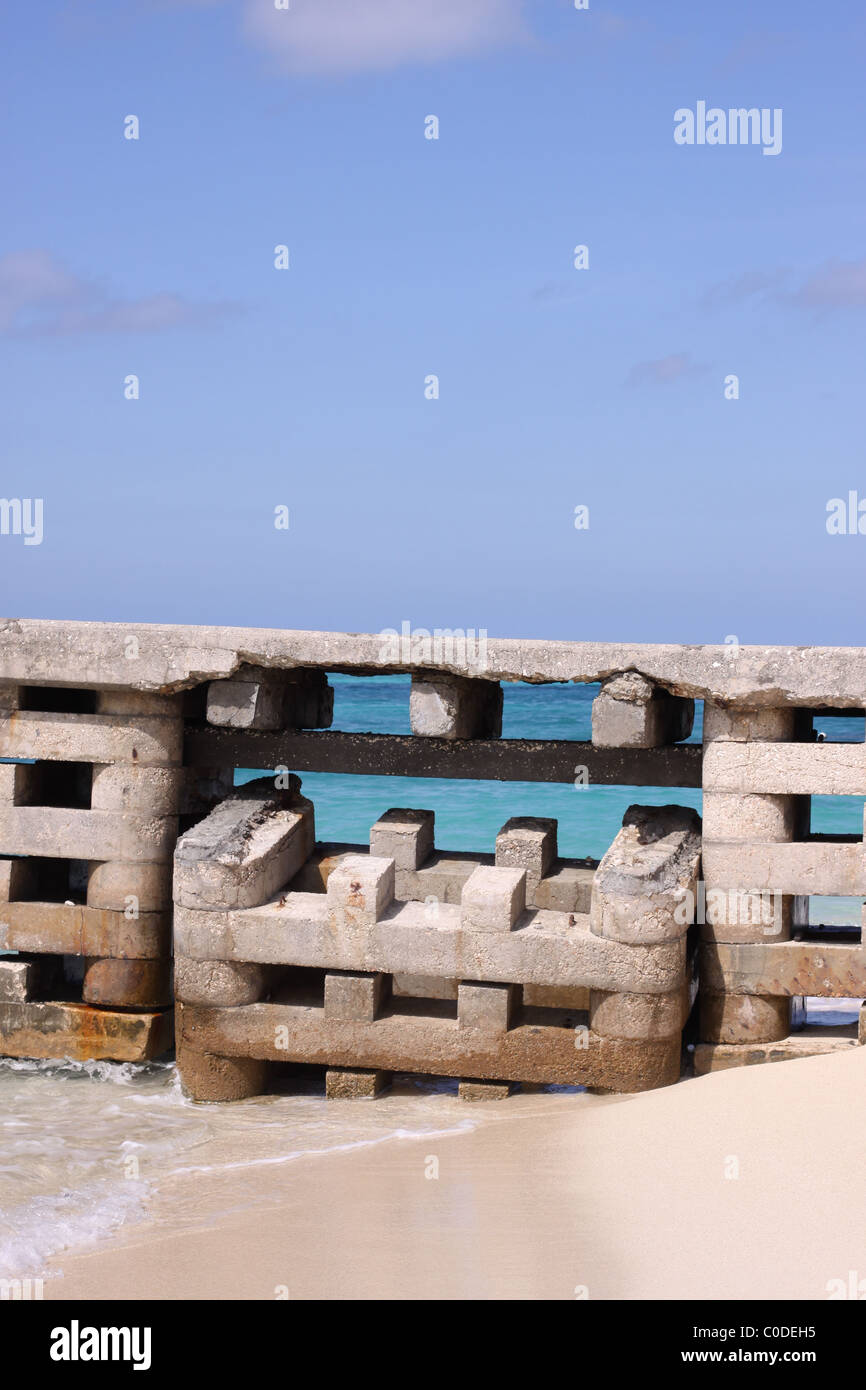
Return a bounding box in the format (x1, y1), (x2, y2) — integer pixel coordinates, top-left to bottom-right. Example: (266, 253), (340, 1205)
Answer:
(177, 1000), (682, 1091)
(495, 818), (557, 897)
(460, 865), (526, 933)
(701, 938), (866, 997)
(324, 971), (389, 1023)
(175, 956), (267, 1006)
(701, 792), (799, 842)
(0, 900), (169, 958)
(369, 809), (434, 871)
(174, 778), (314, 910)
(693, 1035), (857, 1074)
(82, 957), (172, 1009)
(704, 742), (866, 796)
(0, 806), (177, 862)
(590, 804), (701, 945)
(410, 674), (503, 739)
(699, 992), (791, 1044)
(0, 710), (183, 765)
(702, 842), (866, 896)
(176, 1041), (267, 1101)
(173, 896), (687, 994)
(702, 704), (797, 743)
(326, 856), (395, 928)
(592, 673), (694, 748)
(325, 1068), (389, 1099)
(90, 764), (184, 815)
(457, 981), (517, 1034)
(6, 620), (866, 706)
(206, 666), (333, 731)
(87, 860), (173, 913)
(0, 957), (40, 1002)
(458, 1080), (512, 1101)
(588, 986), (688, 1041)
(0, 1000), (173, 1061)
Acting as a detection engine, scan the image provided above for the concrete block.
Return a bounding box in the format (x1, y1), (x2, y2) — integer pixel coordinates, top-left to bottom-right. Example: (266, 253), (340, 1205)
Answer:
(590, 804), (701, 945)
(326, 855), (395, 927)
(174, 778), (315, 910)
(176, 1038), (267, 1101)
(693, 1036), (856, 1074)
(701, 792), (798, 842)
(495, 817), (557, 897)
(370, 808), (434, 871)
(522, 983), (590, 1010)
(324, 971), (389, 1022)
(325, 1067), (389, 1099)
(175, 956), (267, 1006)
(90, 764), (184, 815)
(87, 860), (173, 913)
(460, 865), (526, 933)
(702, 704), (796, 745)
(591, 673), (694, 748)
(703, 741), (866, 797)
(0, 958), (40, 1003)
(392, 974), (458, 1000)
(0, 1000), (173, 1062)
(0, 901), (169, 960)
(699, 992), (790, 1044)
(410, 674), (502, 739)
(0, 806), (177, 863)
(206, 667), (332, 731)
(458, 1080), (512, 1101)
(457, 981), (517, 1033)
(82, 958), (172, 1009)
(700, 938), (866, 998)
(702, 841), (866, 897)
(0, 711), (183, 766)
(588, 987), (686, 1041)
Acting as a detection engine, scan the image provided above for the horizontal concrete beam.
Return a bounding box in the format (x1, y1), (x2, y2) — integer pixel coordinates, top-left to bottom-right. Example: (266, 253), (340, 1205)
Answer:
(174, 894), (687, 994)
(177, 1001), (680, 1091)
(702, 841), (866, 896)
(704, 741), (866, 796)
(0, 901), (169, 959)
(0, 710), (182, 765)
(701, 938), (866, 997)
(0, 806), (177, 863)
(693, 1036), (857, 1074)
(0, 1000), (173, 1062)
(6, 619), (866, 706)
(183, 729), (703, 787)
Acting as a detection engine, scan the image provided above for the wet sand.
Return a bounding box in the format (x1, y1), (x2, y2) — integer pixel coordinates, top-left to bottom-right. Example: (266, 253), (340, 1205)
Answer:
(42, 1046), (866, 1301)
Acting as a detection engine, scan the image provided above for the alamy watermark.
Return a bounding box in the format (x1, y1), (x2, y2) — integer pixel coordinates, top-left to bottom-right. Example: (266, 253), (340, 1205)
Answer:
(378, 622), (489, 672)
(0, 497), (43, 545)
(674, 103), (782, 157)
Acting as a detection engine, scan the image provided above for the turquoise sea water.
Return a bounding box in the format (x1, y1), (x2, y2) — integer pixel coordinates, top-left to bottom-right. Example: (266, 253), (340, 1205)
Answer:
(236, 675), (866, 864)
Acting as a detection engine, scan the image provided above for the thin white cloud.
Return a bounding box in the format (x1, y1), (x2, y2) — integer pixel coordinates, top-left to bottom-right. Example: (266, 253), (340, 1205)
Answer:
(792, 258), (866, 310)
(625, 352), (707, 388)
(242, 0), (528, 75)
(702, 259), (866, 313)
(0, 250), (240, 338)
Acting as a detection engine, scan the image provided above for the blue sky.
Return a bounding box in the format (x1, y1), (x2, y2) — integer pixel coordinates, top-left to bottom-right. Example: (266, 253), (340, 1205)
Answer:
(2, 0), (865, 644)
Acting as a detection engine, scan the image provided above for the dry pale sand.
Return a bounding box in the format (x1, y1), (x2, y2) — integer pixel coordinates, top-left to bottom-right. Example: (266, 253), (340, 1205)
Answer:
(44, 1047), (866, 1301)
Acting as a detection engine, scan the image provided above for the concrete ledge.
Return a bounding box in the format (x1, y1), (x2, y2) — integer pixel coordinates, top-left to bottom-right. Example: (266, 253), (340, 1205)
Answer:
(177, 1000), (682, 1091)
(704, 741), (866, 796)
(702, 841), (866, 896)
(0, 807), (177, 862)
(700, 938), (866, 997)
(0, 710), (182, 765)
(0, 900), (169, 958)
(0, 1000), (173, 1062)
(693, 1035), (857, 1074)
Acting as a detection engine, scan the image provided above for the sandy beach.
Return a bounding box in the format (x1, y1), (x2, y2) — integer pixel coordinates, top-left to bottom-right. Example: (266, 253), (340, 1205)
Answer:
(40, 1046), (866, 1302)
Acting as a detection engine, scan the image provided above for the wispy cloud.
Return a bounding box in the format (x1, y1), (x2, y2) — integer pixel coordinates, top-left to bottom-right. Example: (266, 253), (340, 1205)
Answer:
(241, 0), (528, 75)
(0, 251), (241, 338)
(625, 352), (707, 388)
(702, 258), (866, 314)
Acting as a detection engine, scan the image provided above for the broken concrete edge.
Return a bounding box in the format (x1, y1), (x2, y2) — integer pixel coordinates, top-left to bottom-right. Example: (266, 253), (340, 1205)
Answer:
(3, 620), (866, 706)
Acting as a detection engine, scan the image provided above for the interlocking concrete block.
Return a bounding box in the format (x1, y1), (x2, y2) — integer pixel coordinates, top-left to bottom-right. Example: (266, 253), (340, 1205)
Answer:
(0, 901), (169, 960)
(591, 673), (694, 749)
(457, 981), (517, 1033)
(326, 855), (395, 927)
(460, 865), (526, 933)
(410, 674), (502, 739)
(588, 987), (686, 1041)
(175, 896), (687, 994)
(458, 1079), (512, 1101)
(702, 704), (796, 744)
(325, 1067), (389, 1099)
(206, 667), (333, 731)
(0, 711), (183, 766)
(699, 992), (790, 1044)
(702, 841), (866, 897)
(324, 971), (389, 1022)
(87, 860), (173, 913)
(703, 742), (866, 797)
(90, 764), (184, 815)
(0, 958), (39, 1003)
(0, 1000), (173, 1062)
(701, 938), (866, 997)
(82, 958), (172, 1009)
(0, 806), (177, 863)
(495, 817), (557, 897)
(590, 804), (701, 945)
(701, 792), (799, 842)
(370, 809), (434, 871)
(174, 778), (314, 910)
(176, 1037), (267, 1101)
(522, 983), (590, 1010)
(175, 956), (267, 1006)
(392, 974), (458, 1000)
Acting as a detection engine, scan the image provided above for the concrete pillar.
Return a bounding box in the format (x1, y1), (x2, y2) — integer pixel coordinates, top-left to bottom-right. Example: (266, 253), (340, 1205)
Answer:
(592, 673), (694, 748)
(457, 981), (517, 1033)
(460, 865), (526, 933)
(206, 666), (333, 731)
(458, 1079), (512, 1101)
(495, 817), (557, 903)
(325, 1068), (390, 1099)
(324, 971), (390, 1022)
(410, 674), (502, 739)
